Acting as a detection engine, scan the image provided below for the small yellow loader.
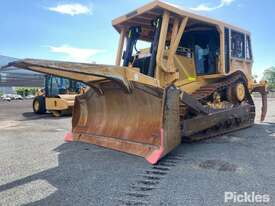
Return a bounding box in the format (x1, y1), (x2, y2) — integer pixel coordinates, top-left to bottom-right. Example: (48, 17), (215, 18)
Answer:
(33, 75), (86, 117)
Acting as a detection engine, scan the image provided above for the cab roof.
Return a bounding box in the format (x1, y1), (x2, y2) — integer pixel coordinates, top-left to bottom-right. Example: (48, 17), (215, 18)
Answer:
(112, 0), (250, 37)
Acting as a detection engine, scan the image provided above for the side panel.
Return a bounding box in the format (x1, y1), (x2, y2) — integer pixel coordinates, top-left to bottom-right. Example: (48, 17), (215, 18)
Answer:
(231, 60), (253, 80)
(174, 54), (196, 80)
(45, 98), (70, 111)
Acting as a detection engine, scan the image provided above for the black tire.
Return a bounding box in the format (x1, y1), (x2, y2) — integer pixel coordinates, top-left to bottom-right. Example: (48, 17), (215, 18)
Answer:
(33, 96), (46, 114)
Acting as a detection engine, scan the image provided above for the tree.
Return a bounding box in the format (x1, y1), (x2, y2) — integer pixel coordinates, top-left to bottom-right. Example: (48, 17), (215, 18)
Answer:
(16, 88), (25, 96)
(16, 87), (38, 96)
(262, 67), (275, 89)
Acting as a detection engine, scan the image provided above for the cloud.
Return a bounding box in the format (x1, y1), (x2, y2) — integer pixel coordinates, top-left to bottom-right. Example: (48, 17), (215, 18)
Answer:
(191, 4), (218, 12)
(48, 3), (92, 16)
(48, 45), (103, 63)
(191, 0), (235, 12)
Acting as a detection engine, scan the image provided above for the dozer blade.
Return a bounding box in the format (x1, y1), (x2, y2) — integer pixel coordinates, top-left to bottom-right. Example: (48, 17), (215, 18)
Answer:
(72, 83), (181, 164)
(4, 59), (133, 92)
(6, 59), (181, 164)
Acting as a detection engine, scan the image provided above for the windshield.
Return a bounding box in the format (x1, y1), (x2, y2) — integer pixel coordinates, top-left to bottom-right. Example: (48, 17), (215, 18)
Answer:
(46, 76), (85, 97)
(179, 28), (220, 75)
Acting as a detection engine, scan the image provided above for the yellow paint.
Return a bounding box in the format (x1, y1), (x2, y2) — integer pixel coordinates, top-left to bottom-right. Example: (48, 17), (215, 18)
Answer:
(188, 77), (196, 81)
(45, 98), (71, 111)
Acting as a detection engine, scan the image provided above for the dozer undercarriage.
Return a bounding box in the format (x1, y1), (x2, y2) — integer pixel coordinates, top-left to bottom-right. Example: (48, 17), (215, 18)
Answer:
(4, 1), (268, 164)
(181, 71), (256, 142)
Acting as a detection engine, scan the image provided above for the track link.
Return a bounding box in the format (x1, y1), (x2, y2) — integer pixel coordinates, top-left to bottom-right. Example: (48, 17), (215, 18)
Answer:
(181, 72), (256, 142)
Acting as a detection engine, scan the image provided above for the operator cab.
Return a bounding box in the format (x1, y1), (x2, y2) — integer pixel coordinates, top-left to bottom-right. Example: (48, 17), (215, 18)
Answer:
(113, 0), (252, 83)
(121, 20), (220, 77)
(45, 75), (85, 97)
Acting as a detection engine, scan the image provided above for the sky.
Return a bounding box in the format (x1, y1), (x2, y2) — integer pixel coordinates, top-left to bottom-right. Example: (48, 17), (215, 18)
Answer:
(0, 0), (274, 78)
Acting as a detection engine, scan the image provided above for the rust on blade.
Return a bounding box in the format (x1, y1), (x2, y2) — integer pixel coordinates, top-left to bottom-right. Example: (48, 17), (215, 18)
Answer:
(72, 82), (181, 164)
(7, 59), (133, 92)
(7, 59), (160, 93)
(6, 58), (181, 164)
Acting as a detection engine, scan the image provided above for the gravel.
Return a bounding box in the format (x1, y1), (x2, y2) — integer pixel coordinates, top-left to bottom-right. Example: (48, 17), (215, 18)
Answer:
(0, 98), (274, 206)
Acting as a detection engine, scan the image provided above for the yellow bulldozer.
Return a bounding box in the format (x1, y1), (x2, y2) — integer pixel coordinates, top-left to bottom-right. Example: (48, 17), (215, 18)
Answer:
(5, 1), (268, 164)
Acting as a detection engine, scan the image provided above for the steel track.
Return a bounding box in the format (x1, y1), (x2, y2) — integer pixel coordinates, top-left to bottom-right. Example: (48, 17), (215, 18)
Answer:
(181, 72), (256, 142)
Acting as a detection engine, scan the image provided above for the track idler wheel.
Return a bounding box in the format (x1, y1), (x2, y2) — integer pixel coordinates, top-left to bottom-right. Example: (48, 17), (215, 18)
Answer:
(227, 82), (246, 103)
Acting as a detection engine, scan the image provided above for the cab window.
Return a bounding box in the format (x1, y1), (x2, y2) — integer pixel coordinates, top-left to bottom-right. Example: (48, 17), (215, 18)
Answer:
(231, 30), (245, 59)
(179, 26), (220, 75)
